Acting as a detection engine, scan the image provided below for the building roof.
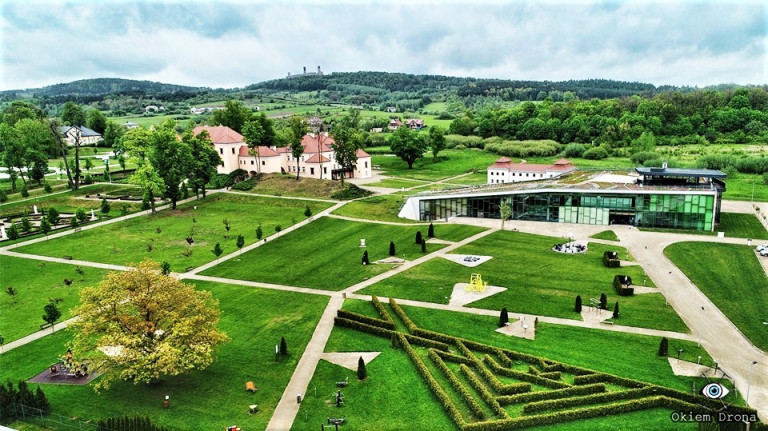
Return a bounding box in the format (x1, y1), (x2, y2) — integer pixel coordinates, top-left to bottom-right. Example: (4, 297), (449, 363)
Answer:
(57, 125), (101, 137)
(192, 126), (243, 144)
(635, 167), (726, 179)
(305, 154), (331, 164)
(489, 157), (575, 173)
(356, 148), (371, 158)
(238, 145), (279, 157)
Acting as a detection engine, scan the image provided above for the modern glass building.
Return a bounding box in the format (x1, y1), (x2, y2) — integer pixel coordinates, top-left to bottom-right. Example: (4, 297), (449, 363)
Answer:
(398, 168), (726, 231)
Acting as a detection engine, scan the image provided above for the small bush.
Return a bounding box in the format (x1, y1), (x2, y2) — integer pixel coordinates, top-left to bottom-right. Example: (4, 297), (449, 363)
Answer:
(582, 147), (609, 160)
(415, 231), (423, 244)
(574, 295), (582, 313)
(499, 307), (509, 327)
(389, 241), (396, 256)
(0, 189), (6, 203)
(20, 185), (29, 197)
(613, 301), (620, 318)
(280, 336), (287, 355)
(43, 183), (52, 193)
(428, 222), (434, 238)
(231, 178), (254, 191)
(331, 184), (373, 200)
(563, 143), (587, 158)
(362, 250), (369, 265)
(357, 356), (367, 380)
(658, 337), (669, 356)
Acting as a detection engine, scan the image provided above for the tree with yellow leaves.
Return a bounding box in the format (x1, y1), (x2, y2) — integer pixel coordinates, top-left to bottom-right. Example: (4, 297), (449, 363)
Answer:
(69, 259), (227, 390)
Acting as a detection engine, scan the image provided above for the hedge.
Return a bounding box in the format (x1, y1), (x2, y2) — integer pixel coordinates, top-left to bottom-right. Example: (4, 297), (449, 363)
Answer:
(613, 274), (634, 296)
(429, 350), (487, 421)
(389, 298), (417, 332)
(434, 349), (478, 366)
(473, 359), (531, 396)
(539, 371), (562, 381)
(337, 309), (395, 330)
(527, 366), (540, 376)
(459, 364), (509, 419)
(455, 341), (478, 364)
(334, 317), (395, 338)
(371, 296), (394, 323)
(463, 396), (668, 431)
(404, 334), (450, 351)
(522, 386), (657, 413)
(602, 251), (620, 268)
(493, 348), (513, 368)
(398, 334), (466, 428)
(496, 383), (605, 405)
(483, 356), (571, 389)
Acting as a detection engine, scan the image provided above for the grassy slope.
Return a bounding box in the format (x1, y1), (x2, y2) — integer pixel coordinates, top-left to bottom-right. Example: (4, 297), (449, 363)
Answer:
(361, 230), (688, 333)
(590, 230), (620, 241)
(0, 255), (110, 342)
(242, 173), (345, 199)
(373, 149), (498, 181)
(331, 194), (419, 223)
(202, 217), (486, 290)
(665, 242), (768, 351)
(15, 194), (331, 272)
(0, 281), (329, 430)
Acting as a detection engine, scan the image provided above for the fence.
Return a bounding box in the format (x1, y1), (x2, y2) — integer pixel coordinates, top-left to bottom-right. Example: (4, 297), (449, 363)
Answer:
(1, 403), (100, 431)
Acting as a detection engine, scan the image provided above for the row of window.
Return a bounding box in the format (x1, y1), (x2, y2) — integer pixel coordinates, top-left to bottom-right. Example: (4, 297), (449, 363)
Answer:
(489, 171), (549, 178)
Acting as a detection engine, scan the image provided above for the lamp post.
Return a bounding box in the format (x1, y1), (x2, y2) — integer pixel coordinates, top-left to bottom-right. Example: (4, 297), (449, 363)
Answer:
(746, 361), (758, 405)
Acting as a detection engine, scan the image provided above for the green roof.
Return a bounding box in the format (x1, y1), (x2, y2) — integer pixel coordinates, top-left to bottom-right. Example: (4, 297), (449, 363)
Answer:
(635, 167), (726, 179)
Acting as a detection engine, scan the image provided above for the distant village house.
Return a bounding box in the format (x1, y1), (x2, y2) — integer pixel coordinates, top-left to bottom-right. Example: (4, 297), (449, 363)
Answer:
(56, 125), (101, 146)
(487, 157), (576, 184)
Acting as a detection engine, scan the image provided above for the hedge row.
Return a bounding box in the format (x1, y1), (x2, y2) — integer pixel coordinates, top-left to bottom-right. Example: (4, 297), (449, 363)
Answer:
(389, 298), (417, 332)
(463, 396), (667, 431)
(497, 383), (605, 405)
(603, 251), (620, 268)
(572, 373), (608, 385)
(397, 334), (466, 429)
(539, 372), (562, 381)
(522, 387), (657, 413)
(429, 350), (487, 421)
(613, 274), (635, 296)
(371, 296), (394, 323)
(434, 349), (478, 366)
(455, 341), (479, 364)
(334, 317), (395, 338)
(527, 366), (540, 376)
(474, 359), (532, 396)
(404, 334), (450, 351)
(499, 348), (549, 369)
(459, 364), (510, 419)
(337, 309), (395, 330)
(483, 356), (571, 389)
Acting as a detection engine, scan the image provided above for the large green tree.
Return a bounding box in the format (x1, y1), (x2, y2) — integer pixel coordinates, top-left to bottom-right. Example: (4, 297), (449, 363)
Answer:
(330, 110), (361, 185)
(103, 121), (125, 153)
(210, 100), (253, 133)
(242, 118), (265, 176)
(87, 109), (108, 135)
(428, 125), (446, 160)
(129, 164), (164, 214)
(389, 126), (427, 169)
(69, 260), (228, 390)
(149, 127), (192, 209)
(61, 102), (86, 127)
(184, 130), (221, 199)
(286, 116), (308, 180)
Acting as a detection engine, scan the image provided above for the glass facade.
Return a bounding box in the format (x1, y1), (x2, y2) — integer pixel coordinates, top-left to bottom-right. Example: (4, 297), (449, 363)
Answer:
(418, 191), (718, 231)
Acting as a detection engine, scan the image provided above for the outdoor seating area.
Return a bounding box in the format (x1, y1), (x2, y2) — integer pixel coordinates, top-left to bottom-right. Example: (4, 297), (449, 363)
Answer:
(553, 242), (587, 254)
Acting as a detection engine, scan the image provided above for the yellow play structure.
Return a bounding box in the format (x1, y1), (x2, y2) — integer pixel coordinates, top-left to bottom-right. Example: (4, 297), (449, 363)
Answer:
(466, 273), (488, 293)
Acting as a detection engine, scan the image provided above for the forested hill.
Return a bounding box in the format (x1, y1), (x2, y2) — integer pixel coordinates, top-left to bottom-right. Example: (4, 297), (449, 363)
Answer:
(1, 78), (210, 103)
(249, 71), (676, 101)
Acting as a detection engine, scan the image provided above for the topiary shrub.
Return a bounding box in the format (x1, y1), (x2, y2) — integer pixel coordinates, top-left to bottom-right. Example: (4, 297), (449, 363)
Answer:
(574, 295), (582, 313)
(599, 293), (608, 310)
(499, 307), (509, 327)
(612, 301), (620, 318)
(389, 241), (396, 256)
(415, 231), (423, 244)
(428, 223), (434, 238)
(280, 336), (287, 355)
(658, 337), (669, 356)
(357, 356), (367, 380)
(362, 250), (369, 265)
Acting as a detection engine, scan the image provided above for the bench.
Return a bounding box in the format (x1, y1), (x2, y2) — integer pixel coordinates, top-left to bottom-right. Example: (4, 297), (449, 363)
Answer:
(335, 377), (348, 387)
(63, 256), (73, 260)
(248, 404), (259, 414)
(245, 381), (257, 392)
(40, 322), (54, 330)
(327, 416), (346, 425)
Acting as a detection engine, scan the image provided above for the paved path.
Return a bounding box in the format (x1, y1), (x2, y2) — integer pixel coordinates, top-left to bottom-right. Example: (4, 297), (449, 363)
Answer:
(1, 316), (79, 353)
(266, 294), (344, 431)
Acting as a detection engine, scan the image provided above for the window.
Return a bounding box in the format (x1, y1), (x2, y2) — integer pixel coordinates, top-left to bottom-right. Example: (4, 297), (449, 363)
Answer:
(232, 148), (235, 154)
(219, 148), (223, 155)
(250, 160), (254, 165)
(365, 161), (368, 168)
(324, 167), (327, 174)
(302, 167), (305, 173)
(262, 161), (265, 165)
(310, 167), (315, 175)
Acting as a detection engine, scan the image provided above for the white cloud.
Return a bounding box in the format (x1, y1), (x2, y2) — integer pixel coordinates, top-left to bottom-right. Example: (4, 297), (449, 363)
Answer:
(1, 0), (766, 90)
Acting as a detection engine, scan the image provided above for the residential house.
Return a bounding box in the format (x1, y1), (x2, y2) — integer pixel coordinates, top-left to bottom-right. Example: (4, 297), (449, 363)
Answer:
(123, 122), (139, 129)
(56, 125), (102, 146)
(388, 119), (403, 130)
(386, 106), (397, 113)
(405, 119), (425, 130)
(487, 158), (576, 184)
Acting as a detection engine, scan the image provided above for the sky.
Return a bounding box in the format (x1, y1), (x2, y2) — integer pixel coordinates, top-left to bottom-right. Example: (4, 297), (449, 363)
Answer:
(1, 0), (766, 91)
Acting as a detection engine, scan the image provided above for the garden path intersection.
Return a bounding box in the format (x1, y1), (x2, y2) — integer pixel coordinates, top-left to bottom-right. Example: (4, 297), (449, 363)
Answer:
(1, 179), (767, 425)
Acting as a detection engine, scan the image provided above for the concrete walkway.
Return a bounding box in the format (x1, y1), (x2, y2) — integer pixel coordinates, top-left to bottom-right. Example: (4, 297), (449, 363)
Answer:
(1, 316), (79, 353)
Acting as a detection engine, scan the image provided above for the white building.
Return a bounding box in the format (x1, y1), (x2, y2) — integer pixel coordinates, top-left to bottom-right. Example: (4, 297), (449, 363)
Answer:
(56, 126), (102, 146)
(487, 157), (576, 184)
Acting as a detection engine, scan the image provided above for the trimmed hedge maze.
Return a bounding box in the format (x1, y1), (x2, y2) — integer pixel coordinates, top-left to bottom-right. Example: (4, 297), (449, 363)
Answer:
(333, 296), (763, 430)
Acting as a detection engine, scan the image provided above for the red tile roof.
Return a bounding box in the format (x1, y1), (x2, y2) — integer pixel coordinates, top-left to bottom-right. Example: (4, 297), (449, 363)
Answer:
(305, 154), (331, 164)
(489, 157), (575, 172)
(279, 133), (335, 154)
(356, 148), (371, 158)
(238, 145), (279, 157)
(193, 126), (244, 144)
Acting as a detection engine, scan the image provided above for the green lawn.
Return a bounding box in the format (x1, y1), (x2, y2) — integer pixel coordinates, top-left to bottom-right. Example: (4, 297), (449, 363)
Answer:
(0, 255), (110, 342)
(15, 194), (332, 272)
(0, 281), (330, 430)
(443, 171), (488, 186)
(640, 212), (768, 240)
(721, 174), (768, 202)
(360, 231), (689, 333)
(665, 242), (768, 351)
(590, 230), (620, 241)
(331, 194), (419, 223)
(242, 173), (345, 199)
(373, 149), (498, 181)
(362, 178), (429, 189)
(0, 183), (142, 218)
(202, 217), (486, 290)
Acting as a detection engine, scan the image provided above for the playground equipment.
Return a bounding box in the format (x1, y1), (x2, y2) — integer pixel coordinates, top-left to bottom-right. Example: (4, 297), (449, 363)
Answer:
(466, 273), (488, 293)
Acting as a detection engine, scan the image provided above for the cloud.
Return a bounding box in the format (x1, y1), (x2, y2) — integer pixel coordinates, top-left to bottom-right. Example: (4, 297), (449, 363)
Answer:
(1, 0), (766, 90)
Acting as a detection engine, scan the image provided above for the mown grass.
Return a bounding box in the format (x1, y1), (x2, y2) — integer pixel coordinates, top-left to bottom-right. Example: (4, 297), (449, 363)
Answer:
(372, 149), (498, 181)
(640, 212), (768, 239)
(0, 281), (329, 431)
(360, 230), (690, 333)
(0, 255), (110, 342)
(363, 178), (428, 189)
(0, 183), (142, 218)
(331, 194), (418, 223)
(202, 217), (486, 290)
(590, 230), (620, 241)
(15, 194), (332, 272)
(665, 242), (768, 351)
(242, 173), (345, 199)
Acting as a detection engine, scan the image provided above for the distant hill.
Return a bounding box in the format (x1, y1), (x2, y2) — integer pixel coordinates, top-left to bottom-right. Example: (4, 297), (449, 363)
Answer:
(1, 78), (212, 103)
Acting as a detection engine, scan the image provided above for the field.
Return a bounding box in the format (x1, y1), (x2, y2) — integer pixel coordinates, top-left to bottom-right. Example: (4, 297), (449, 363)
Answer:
(14, 194), (332, 272)
(331, 194), (419, 223)
(0, 255), (110, 342)
(664, 242), (768, 352)
(239, 173), (345, 199)
(372, 149), (498, 181)
(360, 230), (689, 333)
(202, 217), (487, 290)
(0, 281), (329, 430)
(0, 184), (143, 218)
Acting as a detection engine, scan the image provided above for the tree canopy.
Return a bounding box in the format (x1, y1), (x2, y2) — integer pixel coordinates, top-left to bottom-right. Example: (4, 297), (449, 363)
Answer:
(389, 126), (427, 169)
(69, 260), (228, 390)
